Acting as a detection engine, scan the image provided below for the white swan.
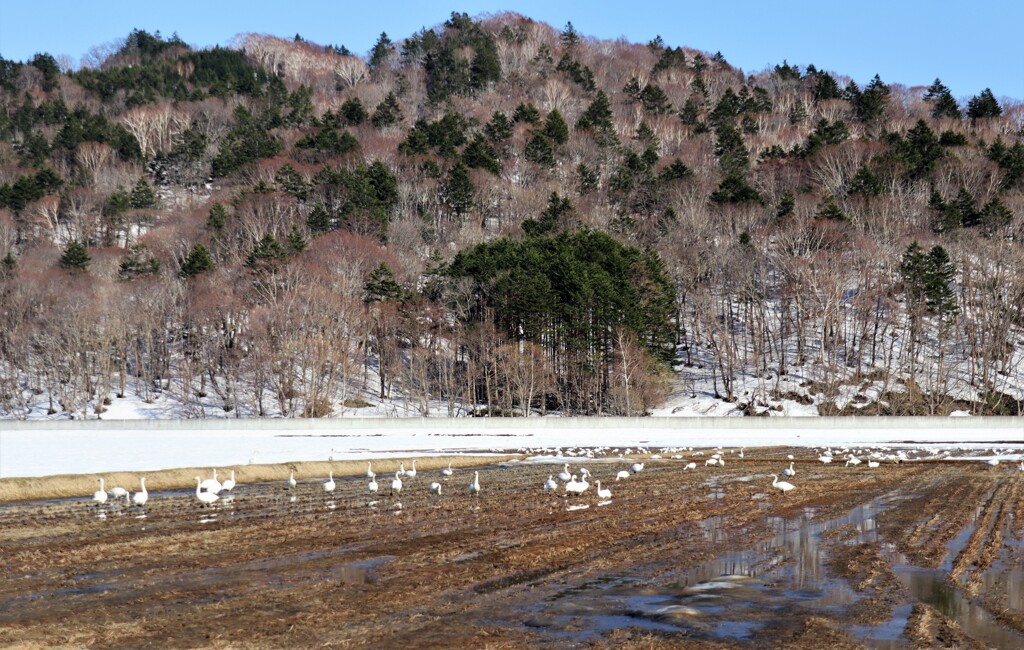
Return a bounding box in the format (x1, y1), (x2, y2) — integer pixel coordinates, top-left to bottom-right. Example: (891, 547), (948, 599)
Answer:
(366, 462), (375, 479)
(705, 457), (719, 466)
(867, 460), (880, 468)
(287, 470), (297, 489)
(109, 485), (128, 498)
(544, 475), (558, 491)
(442, 462), (453, 477)
(771, 474), (795, 495)
(199, 469), (222, 494)
(390, 471), (403, 496)
(323, 471), (336, 493)
(195, 477), (219, 506)
(469, 471), (481, 496)
(819, 455), (833, 464)
(986, 458), (1000, 467)
(221, 470), (236, 492)
(845, 456), (862, 467)
(576, 475), (590, 494)
(684, 462), (697, 470)
(616, 470), (630, 481)
(557, 464), (572, 482)
(368, 476), (378, 493)
(596, 480), (611, 500)
(429, 481), (442, 495)
(565, 474), (579, 495)
(405, 460), (417, 479)
(631, 462), (644, 473)
(783, 462), (796, 477)
(132, 477), (148, 507)
(579, 467), (591, 479)
(93, 478), (108, 505)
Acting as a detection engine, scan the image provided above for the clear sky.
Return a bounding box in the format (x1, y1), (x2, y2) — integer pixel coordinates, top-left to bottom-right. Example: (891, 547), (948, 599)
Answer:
(1, 0), (1021, 102)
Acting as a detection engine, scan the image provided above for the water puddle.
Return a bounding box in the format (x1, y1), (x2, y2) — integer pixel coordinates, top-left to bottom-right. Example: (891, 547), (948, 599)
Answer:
(525, 493), (1024, 646)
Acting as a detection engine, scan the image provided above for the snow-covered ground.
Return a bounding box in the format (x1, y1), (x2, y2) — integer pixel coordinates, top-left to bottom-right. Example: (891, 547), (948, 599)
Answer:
(1, 417), (1020, 478)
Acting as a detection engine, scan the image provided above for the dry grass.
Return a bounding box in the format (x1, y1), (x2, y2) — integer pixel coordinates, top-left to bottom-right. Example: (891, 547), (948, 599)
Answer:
(0, 454), (518, 503)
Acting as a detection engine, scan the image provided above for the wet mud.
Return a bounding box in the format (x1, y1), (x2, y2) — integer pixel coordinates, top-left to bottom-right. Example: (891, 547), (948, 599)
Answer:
(0, 449), (1021, 648)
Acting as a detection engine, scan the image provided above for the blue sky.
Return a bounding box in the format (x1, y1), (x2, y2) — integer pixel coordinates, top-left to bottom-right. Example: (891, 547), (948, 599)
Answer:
(1, 1), (1021, 101)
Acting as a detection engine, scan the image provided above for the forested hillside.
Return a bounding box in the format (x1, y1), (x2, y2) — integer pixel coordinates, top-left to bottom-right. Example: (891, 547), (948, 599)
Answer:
(1, 13), (1022, 419)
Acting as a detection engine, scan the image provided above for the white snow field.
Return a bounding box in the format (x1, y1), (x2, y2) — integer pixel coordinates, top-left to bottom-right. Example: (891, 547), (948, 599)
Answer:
(1, 417), (1021, 479)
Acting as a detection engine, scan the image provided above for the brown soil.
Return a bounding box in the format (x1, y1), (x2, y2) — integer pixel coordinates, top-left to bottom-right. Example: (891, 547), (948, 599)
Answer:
(0, 450), (1020, 648)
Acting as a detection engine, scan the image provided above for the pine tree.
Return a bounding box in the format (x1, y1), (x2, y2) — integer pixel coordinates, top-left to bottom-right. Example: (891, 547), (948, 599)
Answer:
(442, 162), (474, 215)
(512, 103), (540, 124)
(924, 245), (958, 317)
(1, 252), (17, 277)
(543, 109), (569, 145)
(246, 233), (286, 268)
(307, 203), (331, 234)
(485, 111), (513, 143)
(179, 244), (213, 278)
(286, 224), (307, 254)
(924, 79), (961, 120)
(129, 177), (156, 209)
(967, 88), (1002, 120)
(59, 241), (90, 271)
(207, 203), (228, 231)
(369, 32), (393, 69)
(560, 22), (580, 49)
(980, 197), (1013, 235)
(340, 97), (368, 125)
(371, 92), (403, 129)
(364, 262), (405, 303)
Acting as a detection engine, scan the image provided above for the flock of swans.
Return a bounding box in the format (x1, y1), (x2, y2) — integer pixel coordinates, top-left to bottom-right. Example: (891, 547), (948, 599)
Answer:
(87, 442), (1024, 514)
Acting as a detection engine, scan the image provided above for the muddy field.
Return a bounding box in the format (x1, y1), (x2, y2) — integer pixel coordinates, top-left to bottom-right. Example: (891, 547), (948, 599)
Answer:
(1, 449), (1022, 649)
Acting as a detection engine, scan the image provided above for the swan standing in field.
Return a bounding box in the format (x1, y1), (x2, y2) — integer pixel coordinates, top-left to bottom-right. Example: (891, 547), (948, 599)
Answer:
(221, 470), (236, 492)
(132, 478), (148, 507)
(390, 471), (403, 496)
(200, 469), (222, 494)
(366, 462), (375, 479)
(576, 474), (590, 494)
(429, 482), (442, 495)
(783, 462), (796, 477)
(287, 470), (297, 490)
(109, 485), (128, 499)
(705, 457), (719, 467)
(469, 471), (481, 496)
(631, 462), (644, 474)
(771, 474), (795, 496)
(544, 475), (558, 492)
(867, 460), (880, 468)
(819, 454), (833, 464)
(442, 463), (453, 478)
(616, 470), (630, 481)
(368, 476), (378, 493)
(93, 478), (108, 506)
(1018, 460), (1024, 471)
(684, 462), (697, 470)
(557, 464), (572, 482)
(565, 475), (580, 495)
(195, 477), (219, 507)
(323, 472), (336, 493)
(579, 467), (591, 480)
(845, 456), (862, 467)
(596, 480), (611, 500)
(986, 458), (1000, 468)
(405, 460), (417, 480)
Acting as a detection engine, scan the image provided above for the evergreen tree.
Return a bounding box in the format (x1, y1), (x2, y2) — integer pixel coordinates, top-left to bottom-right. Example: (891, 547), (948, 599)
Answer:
(371, 92), (403, 129)
(129, 177), (156, 208)
(714, 122), (749, 178)
(286, 224), (307, 254)
(924, 79), (962, 120)
(543, 109), (569, 144)
(207, 203), (228, 231)
(442, 162), (474, 215)
(1, 252), (15, 277)
(980, 197), (1013, 235)
(246, 233), (286, 268)
(484, 111), (513, 142)
(340, 97), (368, 125)
(812, 71), (841, 102)
(924, 246), (958, 317)
(364, 262), (405, 303)
(105, 186), (131, 216)
(368, 32), (394, 69)
(462, 134), (502, 175)
(275, 163), (307, 199)
(59, 241), (90, 271)
(307, 203), (331, 234)
(576, 91), (617, 146)
(576, 163), (599, 195)
(179, 244), (213, 278)
(854, 74), (889, 123)
(967, 88), (1002, 120)
(470, 35), (501, 90)
(512, 102), (540, 124)
(560, 22), (580, 49)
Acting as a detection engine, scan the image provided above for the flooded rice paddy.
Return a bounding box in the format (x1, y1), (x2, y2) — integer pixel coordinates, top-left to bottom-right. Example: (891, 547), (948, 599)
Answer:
(1, 447), (1022, 648)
